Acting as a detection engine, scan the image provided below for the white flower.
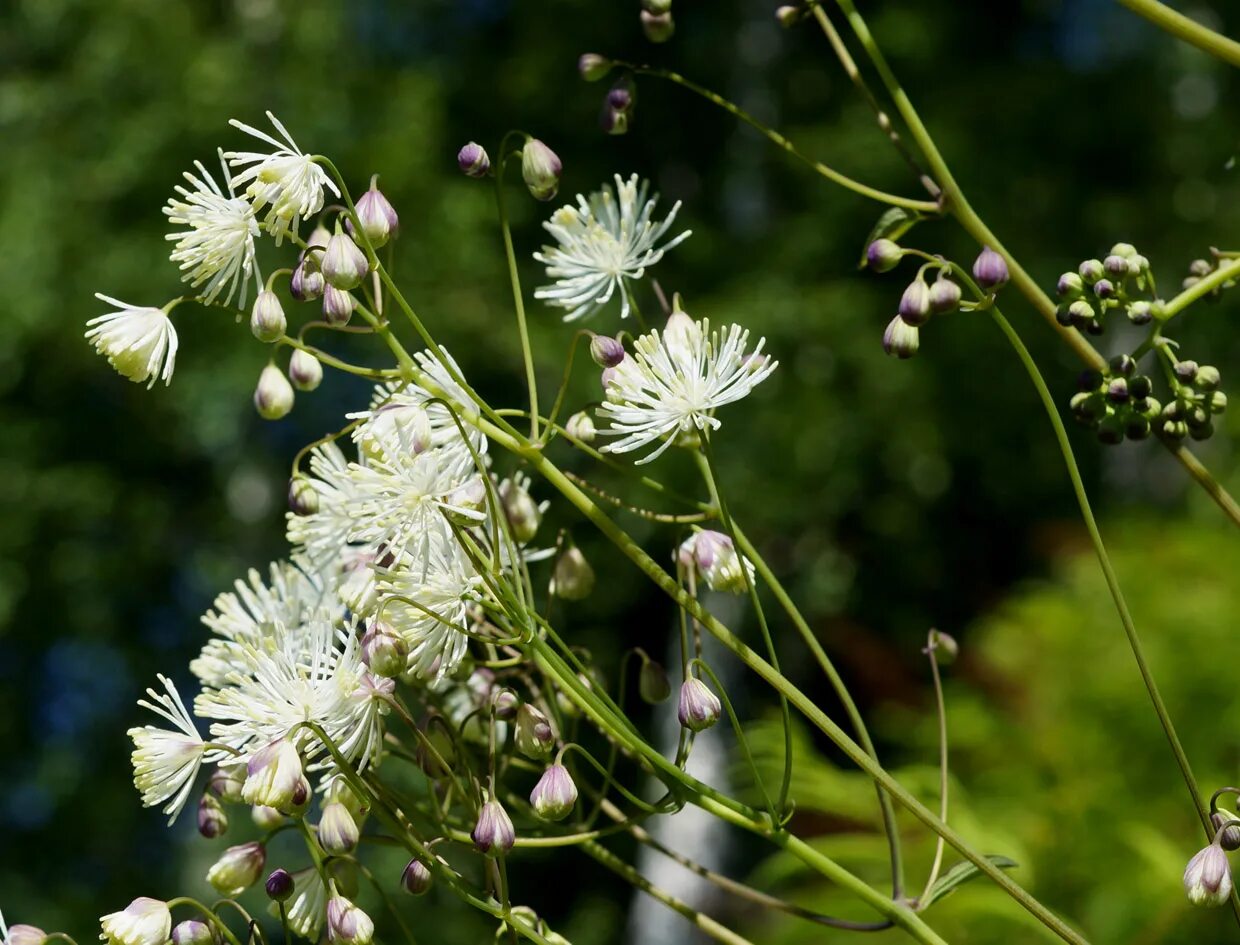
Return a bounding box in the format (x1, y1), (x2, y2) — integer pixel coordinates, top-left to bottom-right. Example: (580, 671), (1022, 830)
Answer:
(225, 111), (339, 245)
(598, 314), (777, 463)
(534, 173), (690, 322)
(164, 150), (260, 306)
(287, 443), (363, 575)
(126, 675), (216, 824)
(85, 296), (178, 388)
(99, 899), (170, 945)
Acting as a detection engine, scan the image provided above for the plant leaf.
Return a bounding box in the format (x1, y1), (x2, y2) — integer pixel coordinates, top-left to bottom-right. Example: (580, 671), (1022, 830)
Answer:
(921, 855), (1019, 909)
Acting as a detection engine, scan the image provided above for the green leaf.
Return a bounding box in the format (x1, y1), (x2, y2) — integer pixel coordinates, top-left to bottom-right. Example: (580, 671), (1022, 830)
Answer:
(858, 207), (923, 267)
(921, 855), (1019, 909)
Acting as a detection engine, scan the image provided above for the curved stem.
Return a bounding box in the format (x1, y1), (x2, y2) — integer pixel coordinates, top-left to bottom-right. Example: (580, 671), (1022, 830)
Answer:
(916, 631), (950, 907)
(495, 149), (541, 441)
(1114, 0), (1240, 67)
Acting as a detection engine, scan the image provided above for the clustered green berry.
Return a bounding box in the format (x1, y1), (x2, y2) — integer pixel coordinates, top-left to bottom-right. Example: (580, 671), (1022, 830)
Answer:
(1070, 356), (1226, 445)
(1055, 242), (1156, 335)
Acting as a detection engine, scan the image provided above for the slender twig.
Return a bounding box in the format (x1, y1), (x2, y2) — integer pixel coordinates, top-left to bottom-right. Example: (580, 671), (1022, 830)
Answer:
(1114, 0), (1240, 67)
(916, 630), (951, 908)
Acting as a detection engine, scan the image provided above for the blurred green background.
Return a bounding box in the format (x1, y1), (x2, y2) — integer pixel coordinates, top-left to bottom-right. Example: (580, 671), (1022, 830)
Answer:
(2, 0), (1239, 942)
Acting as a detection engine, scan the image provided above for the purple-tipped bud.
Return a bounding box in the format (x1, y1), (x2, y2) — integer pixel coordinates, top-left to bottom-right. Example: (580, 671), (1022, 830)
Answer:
(250, 291), (287, 343)
(641, 9), (675, 42)
(639, 656), (671, 704)
(290, 252), (325, 302)
(530, 764), (578, 822)
(1067, 299), (1096, 326)
(898, 278), (933, 326)
(326, 898), (374, 945)
(882, 314), (920, 359)
(288, 349), (323, 392)
(208, 765), (245, 803)
(362, 622), (408, 678)
(1213, 812), (1240, 851)
(321, 230), (369, 291)
(242, 739), (303, 811)
(457, 142), (491, 179)
(607, 84), (633, 112)
(1184, 843), (1232, 907)
(322, 285), (356, 326)
(578, 53), (614, 82)
(1057, 272), (1084, 298)
(521, 139), (562, 201)
(515, 703), (555, 760)
(206, 842), (266, 897)
(866, 238), (903, 273)
(254, 363), (295, 421)
(6, 927), (47, 945)
(1078, 258), (1104, 284)
(1092, 278), (1115, 299)
(928, 276), (961, 314)
(1103, 254), (1129, 279)
(472, 799), (515, 856)
(972, 247), (1009, 290)
(600, 106), (630, 136)
(565, 411), (596, 443)
(318, 802), (360, 856)
(171, 921), (214, 945)
(1125, 298), (1153, 325)
(678, 677), (722, 732)
(550, 546), (595, 601)
(401, 858), (433, 895)
(776, 4), (801, 27)
(589, 333), (626, 368)
(1174, 359), (1199, 382)
(251, 805), (286, 831)
(493, 687), (520, 720)
(288, 476), (319, 516)
(347, 184), (399, 248)
(197, 794), (229, 839)
(265, 868), (295, 902)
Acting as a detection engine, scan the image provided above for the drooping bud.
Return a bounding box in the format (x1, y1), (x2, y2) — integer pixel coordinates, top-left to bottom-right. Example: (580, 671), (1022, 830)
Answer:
(318, 802), (360, 856)
(639, 656), (671, 704)
(264, 868), (295, 902)
(206, 841), (266, 897)
(898, 277), (933, 327)
(287, 476), (319, 516)
(472, 799), (516, 856)
(521, 139), (562, 202)
(362, 622), (408, 678)
(776, 5), (801, 27)
(347, 182), (399, 248)
(242, 739), (304, 811)
(1174, 359), (1199, 383)
(400, 858), (433, 896)
(550, 545), (595, 600)
(601, 105), (630, 136)
(457, 141), (491, 179)
(208, 765), (245, 803)
(251, 805), (286, 831)
(678, 677), (722, 732)
(928, 275), (961, 314)
(321, 229), (369, 291)
(1196, 365), (1221, 391)
(493, 688), (520, 720)
(99, 899), (171, 945)
(565, 411), (596, 443)
(927, 629), (958, 665)
(641, 9), (675, 42)
(607, 80), (634, 113)
(589, 333), (626, 368)
(171, 921), (214, 945)
(972, 247), (1009, 290)
(1184, 843), (1233, 907)
(1057, 272), (1084, 297)
(1092, 278), (1115, 299)
(530, 764), (578, 822)
(1103, 255), (1129, 279)
(326, 898), (374, 945)
(197, 793), (229, 839)
(288, 349), (323, 392)
(882, 314), (919, 359)
(6, 927), (47, 945)
(250, 291), (287, 343)
(578, 54), (614, 82)
(308, 224), (332, 251)
(254, 363), (295, 421)
(681, 530), (752, 593)
(290, 252), (325, 302)
(1078, 258), (1104, 284)
(322, 285), (356, 327)
(866, 238), (903, 273)
(1213, 811), (1240, 851)
(515, 703), (555, 760)
(499, 476), (541, 543)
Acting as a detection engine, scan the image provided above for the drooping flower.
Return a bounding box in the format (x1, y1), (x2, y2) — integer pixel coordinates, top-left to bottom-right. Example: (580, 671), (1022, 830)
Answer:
(164, 150), (261, 306)
(225, 112), (339, 244)
(85, 296), (178, 388)
(126, 675), (215, 824)
(598, 312), (776, 463)
(534, 174), (690, 322)
(99, 899), (171, 945)
(677, 530), (754, 594)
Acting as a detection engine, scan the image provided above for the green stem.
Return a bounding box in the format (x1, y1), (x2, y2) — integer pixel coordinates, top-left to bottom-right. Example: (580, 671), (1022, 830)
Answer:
(495, 148), (541, 441)
(1114, 0), (1240, 67)
(916, 632), (950, 907)
(1159, 257), (1240, 320)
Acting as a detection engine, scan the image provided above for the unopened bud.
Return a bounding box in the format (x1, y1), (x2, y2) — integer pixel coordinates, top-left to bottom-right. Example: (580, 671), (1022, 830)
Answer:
(882, 315), (919, 359)
(972, 247), (1009, 290)
(197, 794), (228, 839)
(250, 291), (286, 342)
(472, 799), (515, 856)
(1175, 360), (1199, 382)
(928, 629), (958, 665)
(288, 349), (323, 392)
(678, 677), (722, 732)
(1092, 278), (1115, 299)
(530, 764), (578, 822)
(590, 333), (626, 368)
(550, 545), (595, 600)
(1213, 811), (1240, 851)
(362, 622), (408, 678)
(898, 278), (933, 326)
(288, 476), (319, 516)
(928, 275), (961, 314)
(1103, 255), (1129, 279)
(1184, 843), (1233, 907)
(577, 54), (614, 82)
(254, 363), (295, 421)
(866, 238), (903, 273)
(457, 142), (491, 179)
(776, 5), (801, 27)
(1189, 258), (1213, 278)
(641, 9), (675, 42)
(401, 858), (432, 895)
(499, 477), (541, 543)
(290, 252), (325, 302)
(326, 898), (374, 945)
(521, 139), (562, 202)
(207, 841), (266, 897)
(6, 927), (47, 945)
(1196, 365), (1221, 391)
(171, 921), (214, 945)
(321, 230), (369, 291)
(251, 805), (286, 831)
(1127, 300), (1153, 325)
(318, 802), (360, 856)
(493, 687), (520, 720)
(1078, 258), (1104, 284)
(208, 765), (245, 803)
(515, 703), (555, 760)
(565, 411), (596, 443)
(322, 285), (356, 326)
(242, 739), (303, 812)
(1057, 272), (1084, 297)
(347, 183), (399, 248)
(638, 656), (671, 704)
(601, 106), (629, 136)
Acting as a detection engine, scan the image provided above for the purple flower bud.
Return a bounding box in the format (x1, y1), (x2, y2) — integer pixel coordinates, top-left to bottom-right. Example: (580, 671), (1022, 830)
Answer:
(600, 106), (630, 136)
(1103, 254), (1129, 279)
(250, 291), (286, 343)
(288, 349), (323, 392)
(866, 238), (903, 273)
(208, 765), (244, 802)
(521, 139), (562, 201)
(972, 247), (1009, 290)
(318, 802), (360, 856)
(457, 142), (491, 179)
(928, 276), (961, 314)
(882, 314), (919, 359)
(322, 285), (356, 326)
(1078, 258), (1104, 284)
(1057, 272), (1084, 298)
(589, 333), (626, 368)
(472, 799), (515, 856)
(362, 622), (408, 678)
(515, 703), (556, 760)
(1092, 278), (1114, 299)
(641, 9), (675, 43)
(206, 842), (266, 897)
(326, 897), (374, 945)
(6, 927), (47, 945)
(493, 687), (520, 720)
(171, 921), (214, 945)
(265, 868), (294, 902)
(290, 252), (325, 302)
(254, 363), (295, 421)
(678, 677), (722, 732)
(1184, 843), (1232, 907)
(898, 278), (933, 326)
(1213, 812), (1240, 851)
(321, 230), (369, 291)
(530, 764), (578, 822)
(197, 794), (228, 839)
(287, 476), (319, 516)
(607, 84), (633, 112)
(347, 184), (399, 249)
(578, 53), (614, 82)
(401, 858), (433, 896)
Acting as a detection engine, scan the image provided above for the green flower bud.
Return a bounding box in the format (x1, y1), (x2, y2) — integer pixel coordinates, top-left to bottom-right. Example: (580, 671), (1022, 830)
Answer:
(577, 54), (614, 82)
(882, 315), (919, 359)
(866, 238), (903, 273)
(1057, 272), (1084, 298)
(321, 229), (369, 291)
(515, 703), (555, 761)
(250, 291), (286, 343)
(207, 842), (266, 897)
(550, 546), (595, 601)
(254, 363), (295, 421)
(1127, 300), (1154, 325)
(288, 476), (320, 516)
(638, 655), (671, 704)
(641, 9), (675, 43)
(565, 411), (596, 443)
(288, 349), (323, 392)
(171, 921), (214, 945)
(1078, 258), (1104, 284)
(1195, 365), (1221, 391)
(521, 139), (562, 202)
(1096, 413), (1124, 445)
(318, 802), (360, 856)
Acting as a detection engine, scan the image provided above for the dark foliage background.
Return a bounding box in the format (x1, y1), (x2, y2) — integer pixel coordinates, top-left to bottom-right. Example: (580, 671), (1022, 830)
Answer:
(2, 0), (1239, 942)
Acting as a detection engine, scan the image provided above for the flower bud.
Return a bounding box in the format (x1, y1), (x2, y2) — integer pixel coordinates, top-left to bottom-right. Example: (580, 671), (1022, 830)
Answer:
(1196, 365), (1221, 391)
(1097, 414), (1124, 445)
(472, 799), (515, 856)
(308, 224), (332, 250)
(1124, 414), (1151, 441)
(680, 530), (752, 593)
(642, 0), (672, 12)
(171, 921), (214, 945)
(1103, 254), (1129, 279)
(641, 9), (675, 42)
(401, 858), (433, 895)
(972, 247), (1009, 290)
(898, 278), (933, 326)
(500, 477), (541, 543)
(1174, 360), (1199, 383)
(362, 622), (408, 678)
(6, 927), (47, 945)
(326, 898), (374, 945)
(287, 349), (323, 392)
(290, 252), (325, 302)
(927, 629), (958, 665)
(207, 841), (266, 896)
(197, 793), (229, 839)
(250, 291), (287, 343)
(1184, 843), (1233, 907)
(521, 139), (562, 202)
(1078, 258), (1104, 283)
(242, 739), (303, 811)
(1127, 300), (1153, 325)
(254, 363), (295, 421)
(251, 805), (286, 830)
(99, 899), (171, 945)
(607, 81), (634, 113)
(578, 53), (614, 82)
(601, 105), (630, 137)
(530, 764), (578, 822)
(1067, 299), (1095, 326)
(678, 678), (722, 732)
(776, 5), (801, 27)
(639, 656), (671, 703)
(1057, 272), (1084, 297)
(318, 802), (360, 856)
(515, 703), (555, 760)
(565, 411), (596, 443)
(457, 141), (491, 178)
(322, 285), (356, 326)
(347, 183), (399, 248)
(882, 314), (919, 359)
(550, 546), (595, 600)
(589, 333), (626, 368)
(1189, 258), (1213, 278)
(493, 687), (520, 720)
(208, 765), (245, 803)
(264, 868), (295, 902)
(928, 275), (961, 314)
(321, 229), (369, 291)
(287, 476), (320, 516)
(866, 238), (903, 273)
(1213, 811), (1240, 851)
(1092, 278), (1115, 299)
